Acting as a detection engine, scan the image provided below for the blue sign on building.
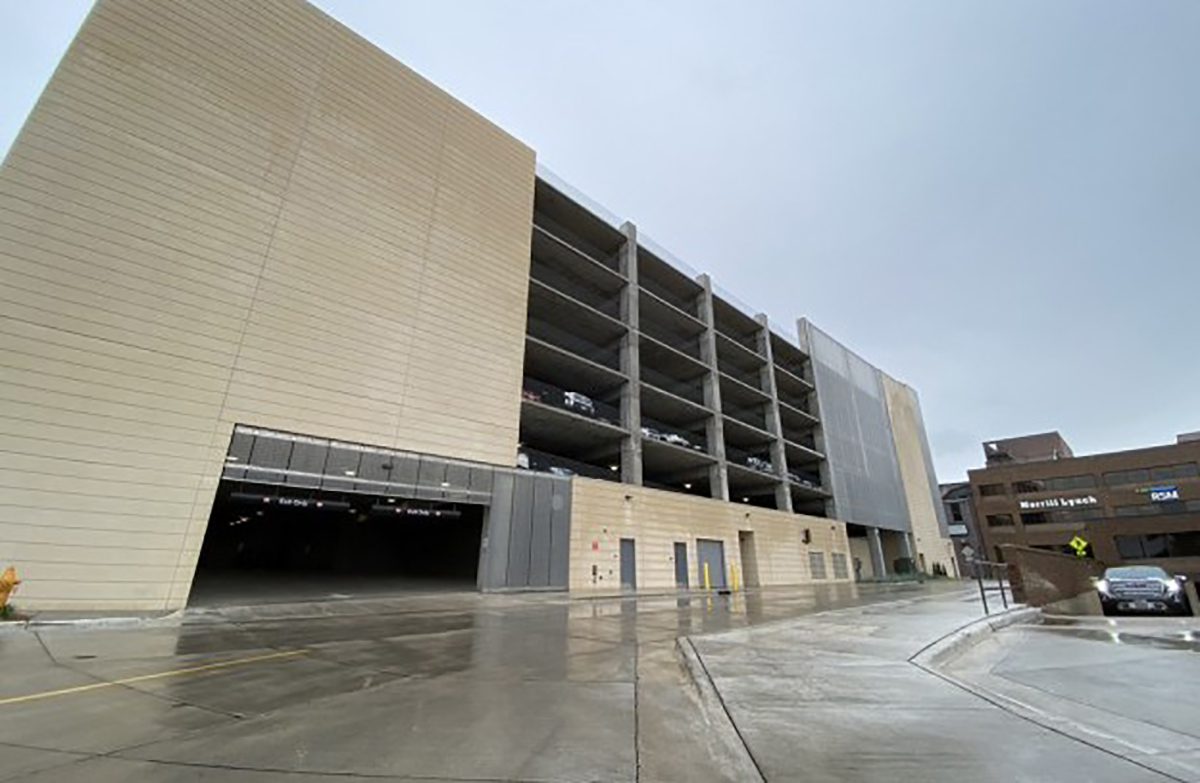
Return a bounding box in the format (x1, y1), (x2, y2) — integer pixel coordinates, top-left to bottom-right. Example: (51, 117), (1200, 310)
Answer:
(1148, 486), (1180, 502)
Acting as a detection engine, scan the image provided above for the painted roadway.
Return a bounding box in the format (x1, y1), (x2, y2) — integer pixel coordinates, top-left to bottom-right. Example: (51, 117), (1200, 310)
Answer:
(0, 581), (957, 782)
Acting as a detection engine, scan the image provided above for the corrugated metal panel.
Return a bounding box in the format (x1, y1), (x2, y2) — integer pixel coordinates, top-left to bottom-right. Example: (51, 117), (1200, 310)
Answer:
(481, 473), (515, 590)
(548, 479), (571, 588)
(507, 474), (535, 585)
(528, 477), (554, 587)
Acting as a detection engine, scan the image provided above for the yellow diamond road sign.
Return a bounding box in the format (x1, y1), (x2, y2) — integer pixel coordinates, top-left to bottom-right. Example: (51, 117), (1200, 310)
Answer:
(1069, 535), (1089, 556)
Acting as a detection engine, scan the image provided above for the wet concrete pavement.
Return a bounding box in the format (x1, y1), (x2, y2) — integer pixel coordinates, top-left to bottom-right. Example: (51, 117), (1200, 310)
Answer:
(690, 591), (1199, 782)
(945, 616), (1200, 782)
(0, 581), (956, 782)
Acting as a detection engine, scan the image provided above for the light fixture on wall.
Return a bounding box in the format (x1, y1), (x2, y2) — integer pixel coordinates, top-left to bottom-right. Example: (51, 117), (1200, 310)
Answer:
(683, 483), (693, 490)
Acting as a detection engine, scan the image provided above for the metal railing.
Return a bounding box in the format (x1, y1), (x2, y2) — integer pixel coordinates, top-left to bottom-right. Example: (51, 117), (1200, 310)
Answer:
(971, 559), (1012, 615)
(536, 164), (624, 230)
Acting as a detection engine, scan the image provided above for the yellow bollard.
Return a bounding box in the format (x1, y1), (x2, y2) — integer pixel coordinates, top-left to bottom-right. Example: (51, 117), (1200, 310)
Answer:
(732, 564), (740, 593)
(0, 566), (20, 611)
(703, 562), (711, 591)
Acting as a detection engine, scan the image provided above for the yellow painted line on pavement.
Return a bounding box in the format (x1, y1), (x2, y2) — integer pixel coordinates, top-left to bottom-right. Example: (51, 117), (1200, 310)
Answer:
(0, 648), (308, 707)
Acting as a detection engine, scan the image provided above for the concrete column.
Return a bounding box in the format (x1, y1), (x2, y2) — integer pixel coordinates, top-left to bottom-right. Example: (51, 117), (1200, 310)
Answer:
(868, 527), (887, 578)
(903, 532), (920, 573)
(696, 274), (729, 501)
(755, 314), (792, 513)
(618, 221), (642, 486)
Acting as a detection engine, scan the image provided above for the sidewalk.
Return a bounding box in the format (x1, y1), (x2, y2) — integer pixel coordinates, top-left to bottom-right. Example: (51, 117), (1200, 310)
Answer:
(687, 589), (1180, 782)
(944, 616), (1200, 782)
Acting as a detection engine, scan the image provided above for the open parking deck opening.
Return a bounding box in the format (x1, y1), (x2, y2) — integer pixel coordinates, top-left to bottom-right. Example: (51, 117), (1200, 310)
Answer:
(190, 481), (484, 606)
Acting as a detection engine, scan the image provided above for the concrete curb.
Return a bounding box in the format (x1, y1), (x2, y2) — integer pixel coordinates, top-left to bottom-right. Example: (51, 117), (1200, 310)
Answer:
(908, 606), (1042, 668)
(915, 612), (1197, 782)
(674, 636), (766, 783)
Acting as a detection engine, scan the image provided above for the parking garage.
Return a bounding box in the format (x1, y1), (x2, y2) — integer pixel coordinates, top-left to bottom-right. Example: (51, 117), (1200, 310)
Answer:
(520, 177), (833, 517)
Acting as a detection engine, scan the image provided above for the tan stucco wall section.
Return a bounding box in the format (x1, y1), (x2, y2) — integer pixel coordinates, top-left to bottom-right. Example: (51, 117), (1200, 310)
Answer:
(0, 0), (535, 610)
(881, 375), (956, 576)
(569, 479), (853, 592)
(848, 537), (875, 580)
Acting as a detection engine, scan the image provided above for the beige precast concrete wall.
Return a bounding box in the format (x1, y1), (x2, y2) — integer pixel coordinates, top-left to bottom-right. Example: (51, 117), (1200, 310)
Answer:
(569, 479), (853, 592)
(848, 537), (875, 580)
(0, 0), (535, 610)
(881, 375), (957, 576)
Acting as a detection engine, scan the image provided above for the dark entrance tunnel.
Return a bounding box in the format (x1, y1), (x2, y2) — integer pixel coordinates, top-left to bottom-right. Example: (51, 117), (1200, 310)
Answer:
(189, 481), (485, 606)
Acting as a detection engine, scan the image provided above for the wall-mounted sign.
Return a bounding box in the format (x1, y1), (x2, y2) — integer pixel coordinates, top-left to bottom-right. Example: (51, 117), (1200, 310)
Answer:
(1018, 495), (1098, 511)
(1147, 485), (1180, 503)
(948, 524), (969, 537)
(371, 504), (462, 519)
(230, 492), (350, 511)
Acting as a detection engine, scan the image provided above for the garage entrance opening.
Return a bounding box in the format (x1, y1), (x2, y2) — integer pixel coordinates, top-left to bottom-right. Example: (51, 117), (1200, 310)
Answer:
(189, 481), (485, 606)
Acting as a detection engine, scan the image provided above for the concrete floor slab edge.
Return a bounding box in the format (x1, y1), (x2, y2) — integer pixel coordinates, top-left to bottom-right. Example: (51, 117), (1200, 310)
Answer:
(674, 636), (766, 783)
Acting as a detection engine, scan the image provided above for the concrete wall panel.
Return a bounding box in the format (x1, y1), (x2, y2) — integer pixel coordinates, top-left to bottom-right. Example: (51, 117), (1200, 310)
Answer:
(882, 375), (957, 576)
(0, 0), (534, 610)
(569, 479), (852, 592)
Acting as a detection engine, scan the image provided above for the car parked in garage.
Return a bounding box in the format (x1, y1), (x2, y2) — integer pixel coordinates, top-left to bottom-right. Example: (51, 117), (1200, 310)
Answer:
(663, 432), (696, 449)
(746, 456), (773, 474)
(640, 426), (704, 452)
(788, 470), (819, 489)
(1095, 566), (1190, 616)
(562, 391), (596, 417)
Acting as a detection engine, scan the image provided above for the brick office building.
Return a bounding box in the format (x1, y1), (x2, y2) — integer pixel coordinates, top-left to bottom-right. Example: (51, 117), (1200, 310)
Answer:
(969, 433), (1200, 579)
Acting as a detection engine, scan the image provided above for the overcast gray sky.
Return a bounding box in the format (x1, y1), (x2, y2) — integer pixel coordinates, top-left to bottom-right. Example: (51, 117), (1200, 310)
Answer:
(2, 1), (1197, 482)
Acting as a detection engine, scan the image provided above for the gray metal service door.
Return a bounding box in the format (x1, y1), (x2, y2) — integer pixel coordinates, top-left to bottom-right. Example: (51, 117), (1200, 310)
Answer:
(696, 538), (727, 590)
(619, 538), (637, 589)
(673, 542), (689, 588)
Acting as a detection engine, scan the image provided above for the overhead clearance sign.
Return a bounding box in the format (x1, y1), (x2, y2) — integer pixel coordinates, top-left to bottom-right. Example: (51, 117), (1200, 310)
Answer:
(1018, 495), (1099, 510)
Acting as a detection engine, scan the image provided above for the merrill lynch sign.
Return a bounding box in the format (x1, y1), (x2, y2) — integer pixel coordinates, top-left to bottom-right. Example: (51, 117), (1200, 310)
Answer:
(1018, 495), (1099, 511)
